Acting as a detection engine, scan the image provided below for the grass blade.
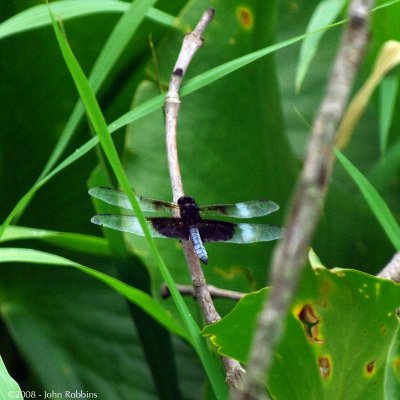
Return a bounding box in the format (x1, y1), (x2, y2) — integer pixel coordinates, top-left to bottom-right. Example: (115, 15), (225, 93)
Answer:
(40, 0), (161, 179)
(0, 0), (175, 40)
(295, 0), (346, 91)
(1, 225), (110, 256)
(335, 148), (400, 249)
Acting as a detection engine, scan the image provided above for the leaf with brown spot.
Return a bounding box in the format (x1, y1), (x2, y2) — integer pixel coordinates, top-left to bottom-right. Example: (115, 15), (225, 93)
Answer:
(203, 249), (400, 399)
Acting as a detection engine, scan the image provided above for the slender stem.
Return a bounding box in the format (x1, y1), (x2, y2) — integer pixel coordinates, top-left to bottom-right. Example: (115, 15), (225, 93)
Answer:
(160, 283), (246, 300)
(232, 1), (375, 399)
(164, 8), (245, 387)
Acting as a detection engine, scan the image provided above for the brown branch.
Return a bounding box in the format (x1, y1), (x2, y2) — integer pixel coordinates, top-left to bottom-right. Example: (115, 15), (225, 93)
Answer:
(377, 252), (400, 282)
(160, 283), (246, 300)
(232, 1), (375, 399)
(164, 8), (245, 387)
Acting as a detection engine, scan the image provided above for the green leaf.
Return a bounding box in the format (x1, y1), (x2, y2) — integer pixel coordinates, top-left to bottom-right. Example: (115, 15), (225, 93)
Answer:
(110, 30), (313, 133)
(40, 0), (162, 179)
(296, 0), (346, 91)
(369, 138), (400, 192)
(203, 250), (400, 399)
(335, 148), (400, 249)
(0, 356), (22, 398)
(0, 257), (160, 397)
(0, 0), (175, 40)
(1, 225), (110, 256)
(0, 6), (325, 241)
(121, 0), (297, 300)
(379, 73), (399, 155)
(387, 332), (400, 398)
(0, 0), (174, 234)
(48, 7), (227, 398)
(0, 247), (187, 341)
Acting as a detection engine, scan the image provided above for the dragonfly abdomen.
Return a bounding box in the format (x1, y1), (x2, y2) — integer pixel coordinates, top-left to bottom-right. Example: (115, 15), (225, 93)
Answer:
(189, 226), (208, 264)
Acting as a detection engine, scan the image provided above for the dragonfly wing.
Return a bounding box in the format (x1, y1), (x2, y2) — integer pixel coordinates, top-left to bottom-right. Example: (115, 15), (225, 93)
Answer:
(91, 214), (165, 238)
(199, 200), (279, 218)
(149, 218), (188, 240)
(197, 220), (236, 242)
(226, 223), (284, 243)
(88, 187), (178, 213)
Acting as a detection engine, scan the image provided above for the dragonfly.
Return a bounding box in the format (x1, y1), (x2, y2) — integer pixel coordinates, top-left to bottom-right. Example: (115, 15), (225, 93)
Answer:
(89, 187), (283, 264)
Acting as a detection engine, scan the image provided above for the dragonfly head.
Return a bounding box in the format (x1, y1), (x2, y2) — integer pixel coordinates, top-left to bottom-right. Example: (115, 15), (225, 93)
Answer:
(177, 196), (196, 205)
(178, 196), (200, 223)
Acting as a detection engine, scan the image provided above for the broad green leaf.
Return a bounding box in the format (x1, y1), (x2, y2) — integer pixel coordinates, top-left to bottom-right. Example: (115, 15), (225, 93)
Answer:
(0, 356), (22, 398)
(335, 149), (400, 249)
(0, 247), (188, 340)
(0, 256), (159, 397)
(122, 0), (297, 303)
(203, 250), (400, 399)
(0, 0), (175, 40)
(1, 225), (110, 256)
(295, 0), (346, 91)
(387, 331), (400, 397)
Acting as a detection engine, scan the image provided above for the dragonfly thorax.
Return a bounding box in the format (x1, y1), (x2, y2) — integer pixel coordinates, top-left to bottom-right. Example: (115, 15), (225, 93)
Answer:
(177, 196), (201, 225)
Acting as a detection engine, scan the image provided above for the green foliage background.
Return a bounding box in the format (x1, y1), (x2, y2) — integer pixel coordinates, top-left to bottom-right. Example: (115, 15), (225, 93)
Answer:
(0, 0), (399, 399)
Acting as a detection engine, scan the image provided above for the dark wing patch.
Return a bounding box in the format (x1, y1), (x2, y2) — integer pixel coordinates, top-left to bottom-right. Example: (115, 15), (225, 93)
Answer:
(150, 217), (189, 240)
(197, 220), (235, 242)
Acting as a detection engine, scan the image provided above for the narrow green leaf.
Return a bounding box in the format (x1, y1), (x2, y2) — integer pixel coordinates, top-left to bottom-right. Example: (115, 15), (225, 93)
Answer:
(48, 8), (227, 398)
(0, 247), (188, 341)
(335, 148), (400, 249)
(379, 73), (399, 155)
(110, 32), (313, 132)
(0, 0), (175, 40)
(40, 0), (161, 179)
(295, 0), (346, 91)
(1, 225), (110, 256)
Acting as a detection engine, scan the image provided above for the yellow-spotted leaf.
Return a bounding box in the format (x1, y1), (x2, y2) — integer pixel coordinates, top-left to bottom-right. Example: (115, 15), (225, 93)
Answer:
(203, 250), (400, 400)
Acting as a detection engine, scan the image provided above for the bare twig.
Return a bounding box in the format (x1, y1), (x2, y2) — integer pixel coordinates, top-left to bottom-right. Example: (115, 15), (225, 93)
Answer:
(233, 1), (375, 399)
(160, 283), (246, 300)
(377, 252), (400, 282)
(164, 8), (245, 387)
